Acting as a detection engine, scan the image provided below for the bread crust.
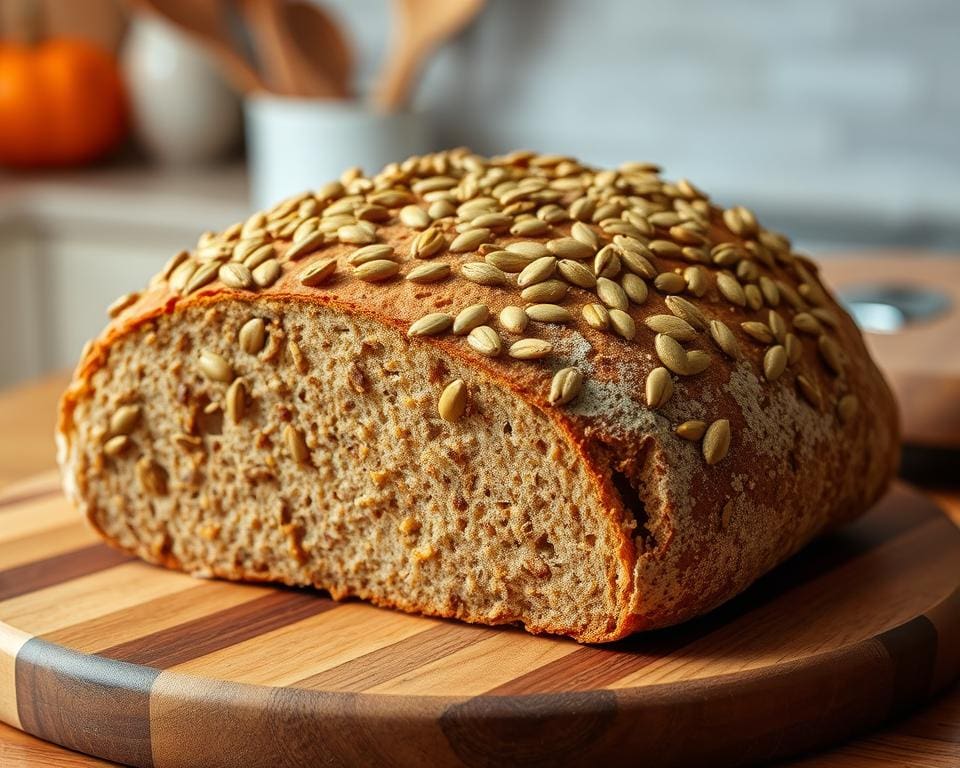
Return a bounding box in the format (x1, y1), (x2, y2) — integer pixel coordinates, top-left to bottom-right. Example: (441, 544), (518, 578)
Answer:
(57, 151), (899, 642)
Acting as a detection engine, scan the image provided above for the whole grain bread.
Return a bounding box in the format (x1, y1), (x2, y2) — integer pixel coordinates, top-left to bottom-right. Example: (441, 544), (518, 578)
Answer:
(57, 149), (898, 643)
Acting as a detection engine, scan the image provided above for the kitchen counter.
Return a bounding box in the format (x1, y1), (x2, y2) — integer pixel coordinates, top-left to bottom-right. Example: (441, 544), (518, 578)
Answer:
(1, 370), (958, 767)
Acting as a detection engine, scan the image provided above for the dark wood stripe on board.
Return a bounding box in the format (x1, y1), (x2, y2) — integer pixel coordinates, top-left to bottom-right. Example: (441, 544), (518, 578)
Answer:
(0, 483), (61, 511)
(99, 589), (338, 668)
(877, 615), (940, 719)
(0, 544), (132, 602)
(16, 637), (158, 768)
(294, 621), (488, 691)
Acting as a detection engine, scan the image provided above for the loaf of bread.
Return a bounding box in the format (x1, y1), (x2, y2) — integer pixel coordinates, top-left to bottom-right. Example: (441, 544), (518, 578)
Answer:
(57, 150), (898, 643)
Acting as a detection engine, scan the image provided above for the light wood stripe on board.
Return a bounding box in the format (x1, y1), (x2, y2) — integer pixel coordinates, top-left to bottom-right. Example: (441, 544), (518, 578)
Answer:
(167, 604), (439, 686)
(0, 520), (99, 572)
(44, 582), (275, 654)
(0, 562), (193, 635)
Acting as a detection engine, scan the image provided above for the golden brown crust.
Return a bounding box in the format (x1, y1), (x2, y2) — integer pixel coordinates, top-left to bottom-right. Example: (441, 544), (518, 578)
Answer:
(58, 149), (899, 641)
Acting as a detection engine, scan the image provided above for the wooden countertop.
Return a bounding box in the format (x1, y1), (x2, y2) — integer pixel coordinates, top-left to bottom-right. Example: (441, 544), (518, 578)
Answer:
(1, 372), (958, 768)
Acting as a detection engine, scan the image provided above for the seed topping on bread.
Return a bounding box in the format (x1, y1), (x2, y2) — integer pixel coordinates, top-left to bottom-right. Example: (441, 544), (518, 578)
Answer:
(112, 149), (861, 466)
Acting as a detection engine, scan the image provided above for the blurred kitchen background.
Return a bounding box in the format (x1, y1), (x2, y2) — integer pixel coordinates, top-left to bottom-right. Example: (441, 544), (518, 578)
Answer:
(1, 0), (958, 390)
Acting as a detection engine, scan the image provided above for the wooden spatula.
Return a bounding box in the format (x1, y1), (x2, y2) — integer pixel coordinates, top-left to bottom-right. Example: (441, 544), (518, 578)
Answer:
(283, 0), (353, 98)
(374, 0), (485, 111)
(131, 0), (267, 93)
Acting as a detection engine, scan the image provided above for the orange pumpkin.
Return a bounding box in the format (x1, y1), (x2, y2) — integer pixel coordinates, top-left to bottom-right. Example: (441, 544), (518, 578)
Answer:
(0, 38), (127, 168)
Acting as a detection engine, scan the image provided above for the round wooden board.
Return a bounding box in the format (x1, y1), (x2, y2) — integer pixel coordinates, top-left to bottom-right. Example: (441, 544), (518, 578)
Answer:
(0, 474), (958, 768)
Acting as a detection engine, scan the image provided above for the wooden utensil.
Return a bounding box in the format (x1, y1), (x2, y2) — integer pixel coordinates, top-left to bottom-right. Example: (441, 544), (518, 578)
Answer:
(1, 475), (957, 767)
(130, 0), (266, 93)
(374, 0), (485, 111)
(238, 0), (348, 99)
(284, 0), (353, 98)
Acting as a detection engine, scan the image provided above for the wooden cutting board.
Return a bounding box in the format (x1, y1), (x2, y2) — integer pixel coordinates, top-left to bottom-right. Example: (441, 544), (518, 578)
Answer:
(0, 473), (958, 768)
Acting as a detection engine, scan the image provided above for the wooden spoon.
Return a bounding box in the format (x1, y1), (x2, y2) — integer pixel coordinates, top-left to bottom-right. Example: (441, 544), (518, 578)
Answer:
(283, 0), (353, 98)
(130, 0), (267, 93)
(374, 0), (485, 111)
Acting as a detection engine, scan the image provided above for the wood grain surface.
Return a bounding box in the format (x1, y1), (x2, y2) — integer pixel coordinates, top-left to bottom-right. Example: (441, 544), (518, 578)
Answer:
(2, 329), (960, 768)
(0, 473), (957, 767)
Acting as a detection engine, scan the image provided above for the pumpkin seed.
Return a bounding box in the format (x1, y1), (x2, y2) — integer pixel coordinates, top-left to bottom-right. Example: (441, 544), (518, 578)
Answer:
(225, 379), (246, 423)
(525, 304), (571, 323)
(438, 379), (468, 422)
(453, 304), (490, 335)
(496, 305), (526, 334)
(449, 227), (491, 253)
(511, 218), (550, 237)
(547, 237), (594, 260)
(653, 272), (686, 294)
(645, 367), (673, 409)
(768, 310), (787, 342)
(412, 227), (447, 258)
(517, 256), (557, 287)
(107, 292), (139, 318)
(649, 240), (682, 258)
(161, 250), (189, 281)
(199, 350), (232, 382)
(284, 425), (310, 464)
(408, 312), (454, 337)
(793, 312), (822, 335)
(239, 318), (266, 355)
(608, 308), (636, 340)
(338, 223), (377, 245)
(645, 314), (696, 341)
(717, 272), (747, 306)
(347, 244), (395, 266)
(252, 259), (281, 288)
(429, 199), (456, 220)
(508, 338), (553, 360)
(593, 245), (621, 278)
(703, 419), (731, 465)
(461, 261), (508, 286)
(506, 241), (551, 259)
(299, 258), (337, 286)
(406, 262), (450, 284)
(244, 244), (276, 269)
(621, 250), (658, 279)
(286, 231), (326, 261)
(520, 279), (568, 303)
(664, 295), (707, 330)
(683, 266), (708, 298)
(558, 259), (597, 289)
(797, 374), (822, 409)
(104, 435), (131, 457)
(675, 420), (707, 441)
(654, 333), (690, 375)
(219, 262), (253, 289)
(549, 367), (584, 405)
(571, 221), (601, 249)
(837, 394), (859, 423)
(582, 303), (610, 331)
(818, 335), (844, 374)
(399, 205), (431, 229)
(619, 272), (647, 305)
(485, 250), (534, 273)
(741, 321), (774, 344)
(184, 262), (219, 294)
(764, 345), (787, 381)
(597, 277), (628, 311)
(708, 320), (740, 360)
(470, 212), (512, 231)
(355, 259), (400, 282)
(110, 405), (141, 436)
(468, 325), (503, 357)
(136, 458), (168, 496)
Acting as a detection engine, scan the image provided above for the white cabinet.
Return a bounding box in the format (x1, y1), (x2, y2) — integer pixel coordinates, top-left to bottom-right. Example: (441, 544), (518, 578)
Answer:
(0, 166), (249, 389)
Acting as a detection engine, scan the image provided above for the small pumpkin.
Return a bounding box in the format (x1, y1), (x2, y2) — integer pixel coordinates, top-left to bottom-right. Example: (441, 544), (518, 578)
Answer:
(0, 38), (127, 168)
